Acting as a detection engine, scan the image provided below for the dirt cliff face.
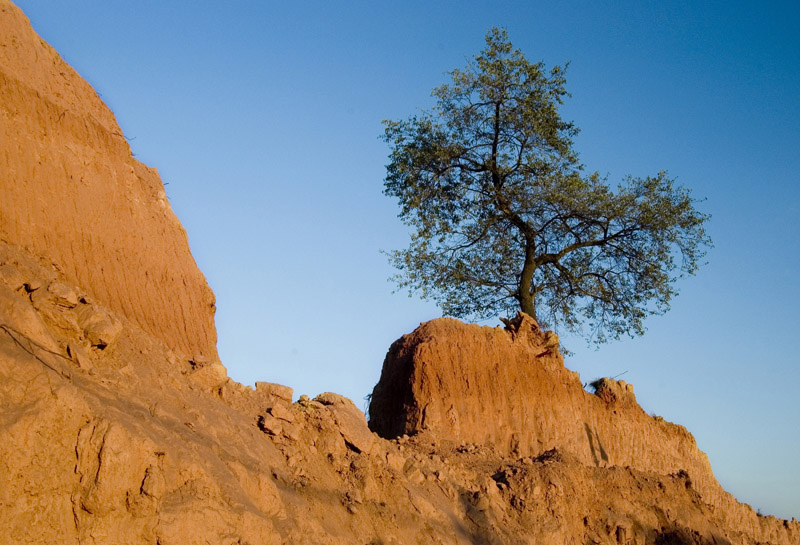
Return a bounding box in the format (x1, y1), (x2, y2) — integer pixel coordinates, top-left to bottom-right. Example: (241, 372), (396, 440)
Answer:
(369, 313), (799, 543)
(369, 314), (699, 475)
(1, 2), (798, 544)
(0, 0), (218, 362)
(2, 241), (799, 545)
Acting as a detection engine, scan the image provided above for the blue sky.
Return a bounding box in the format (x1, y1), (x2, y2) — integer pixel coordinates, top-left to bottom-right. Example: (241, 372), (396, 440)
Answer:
(15, 1), (799, 518)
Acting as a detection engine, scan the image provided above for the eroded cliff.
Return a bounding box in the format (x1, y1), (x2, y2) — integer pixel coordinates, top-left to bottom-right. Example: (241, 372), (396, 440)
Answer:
(2, 242), (798, 544)
(0, 0), (218, 362)
(369, 313), (797, 542)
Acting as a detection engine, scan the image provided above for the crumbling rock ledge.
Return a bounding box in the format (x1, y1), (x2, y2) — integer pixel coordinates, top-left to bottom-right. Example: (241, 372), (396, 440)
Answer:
(1, 250), (797, 544)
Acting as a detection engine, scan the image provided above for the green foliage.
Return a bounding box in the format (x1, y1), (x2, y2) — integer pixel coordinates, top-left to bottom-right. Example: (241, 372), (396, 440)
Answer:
(382, 28), (711, 344)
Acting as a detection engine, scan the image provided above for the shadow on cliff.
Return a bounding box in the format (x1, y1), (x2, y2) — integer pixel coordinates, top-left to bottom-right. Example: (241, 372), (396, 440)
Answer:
(584, 423), (609, 467)
(455, 491), (502, 545)
(652, 527), (733, 545)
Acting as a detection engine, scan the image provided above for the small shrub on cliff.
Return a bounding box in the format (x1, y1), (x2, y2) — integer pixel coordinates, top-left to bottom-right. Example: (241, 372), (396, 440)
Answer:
(382, 28), (711, 344)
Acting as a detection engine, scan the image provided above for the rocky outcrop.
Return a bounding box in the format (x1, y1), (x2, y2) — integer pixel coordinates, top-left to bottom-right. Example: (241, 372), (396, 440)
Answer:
(369, 314), (688, 470)
(2, 242), (798, 545)
(0, 0), (218, 362)
(369, 313), (799, 543)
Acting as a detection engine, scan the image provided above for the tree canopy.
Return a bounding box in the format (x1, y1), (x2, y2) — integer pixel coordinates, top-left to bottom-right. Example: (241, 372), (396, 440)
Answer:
(382, 28), (712, 344)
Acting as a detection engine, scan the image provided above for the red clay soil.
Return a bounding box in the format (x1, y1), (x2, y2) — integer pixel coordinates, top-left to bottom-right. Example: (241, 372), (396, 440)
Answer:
(2, 240), (798, 544)
(0, 0), (218, 363)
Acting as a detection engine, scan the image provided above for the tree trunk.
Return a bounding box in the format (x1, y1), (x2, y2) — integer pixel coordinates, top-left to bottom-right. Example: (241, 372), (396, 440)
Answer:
(517, 239), (538, 321)
(519, 290), (536, 321)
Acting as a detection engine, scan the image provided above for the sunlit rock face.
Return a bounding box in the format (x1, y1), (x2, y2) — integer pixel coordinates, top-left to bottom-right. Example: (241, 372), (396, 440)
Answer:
(2, 247), (798, 545)
(369, 312), (798, 540)
(0, 0), (218, 363)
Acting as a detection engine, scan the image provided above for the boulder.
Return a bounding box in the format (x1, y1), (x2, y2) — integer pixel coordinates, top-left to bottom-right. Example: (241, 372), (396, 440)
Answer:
(255, 381), (294, 404)
(76, 304), (123, 349)
(315, 392), (377, 455)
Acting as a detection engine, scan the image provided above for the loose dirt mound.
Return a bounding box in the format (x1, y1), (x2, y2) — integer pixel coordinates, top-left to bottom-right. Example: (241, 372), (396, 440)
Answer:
(0, 0), (217, 363)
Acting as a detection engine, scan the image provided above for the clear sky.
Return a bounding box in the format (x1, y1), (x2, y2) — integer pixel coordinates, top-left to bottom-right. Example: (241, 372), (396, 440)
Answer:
(15, 1), (799, 519)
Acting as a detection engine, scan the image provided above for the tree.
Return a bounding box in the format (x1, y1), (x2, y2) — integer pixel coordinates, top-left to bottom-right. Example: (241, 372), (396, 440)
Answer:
(382, 28), (711, 344)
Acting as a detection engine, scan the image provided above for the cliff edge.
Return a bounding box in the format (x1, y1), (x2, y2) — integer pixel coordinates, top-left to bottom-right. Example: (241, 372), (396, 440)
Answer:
(369, 313), (797, 542)
(0, 0), (218, 362)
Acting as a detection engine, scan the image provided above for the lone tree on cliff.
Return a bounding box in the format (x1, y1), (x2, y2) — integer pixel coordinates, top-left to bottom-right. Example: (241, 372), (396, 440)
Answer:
(382, 28), (711, 343)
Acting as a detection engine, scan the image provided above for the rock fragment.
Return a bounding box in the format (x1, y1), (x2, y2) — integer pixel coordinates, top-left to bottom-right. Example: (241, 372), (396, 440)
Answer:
(268, 403), (294, 423)
(315, 392), (377, 455)
(46, 282), (79, 308)
(255, 381), (293, 403)
(258, 413), (283, 436)
(76, 303), (122, 349)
